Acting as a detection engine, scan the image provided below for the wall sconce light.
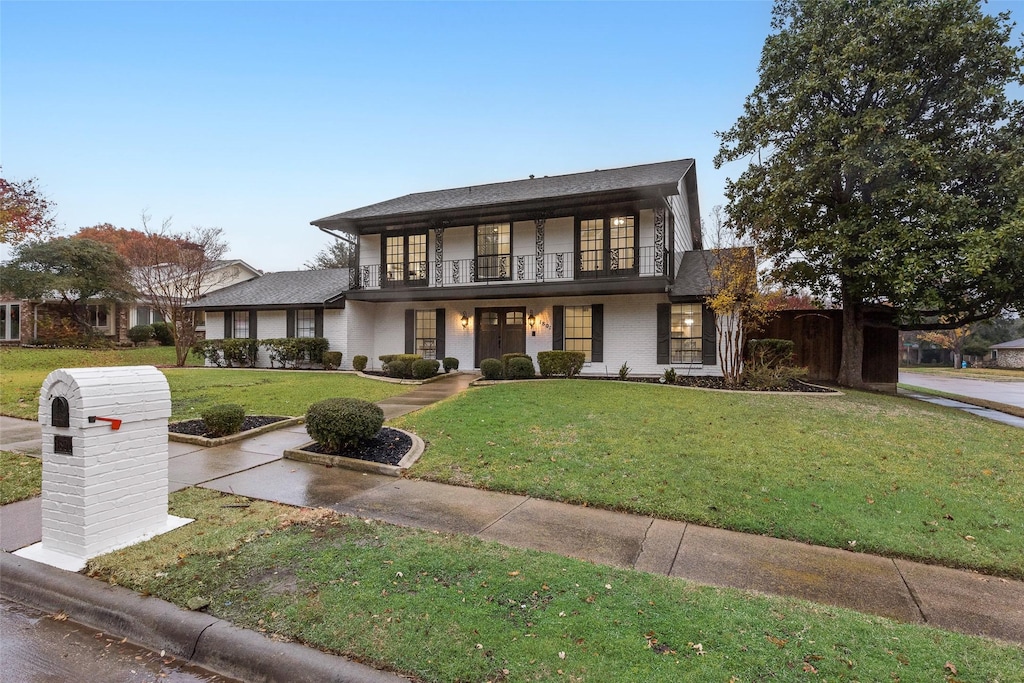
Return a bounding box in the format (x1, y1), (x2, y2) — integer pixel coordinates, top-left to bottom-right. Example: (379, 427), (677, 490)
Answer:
(460, 312), (469, 329)
(527, 310), (536, 328)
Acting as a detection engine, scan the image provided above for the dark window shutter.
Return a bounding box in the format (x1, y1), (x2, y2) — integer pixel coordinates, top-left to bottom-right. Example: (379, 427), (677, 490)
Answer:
(286, 310), (296, 338)
(248, 310), (258, 339)
(590, 304), (604, 362)
(656, 303), (671, 364)
(314, 309), (324, 338)
(552, 305), (564, 350)
(405, 309), (415, 354)
(702, 305), (717, 365)
(224, 311), (233, 339)
(435, 308), (445, 359)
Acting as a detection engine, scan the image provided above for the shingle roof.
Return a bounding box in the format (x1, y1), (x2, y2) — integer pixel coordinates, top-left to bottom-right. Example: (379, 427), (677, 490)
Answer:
(990, 337), (1024, 350)
(669, 248), (753, 301)
(185, 269), (349, 309)
(314, 159), (694, 224)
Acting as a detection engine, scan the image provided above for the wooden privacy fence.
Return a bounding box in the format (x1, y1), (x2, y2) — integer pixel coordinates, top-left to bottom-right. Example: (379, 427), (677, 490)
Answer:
(753, 309), (898, 392)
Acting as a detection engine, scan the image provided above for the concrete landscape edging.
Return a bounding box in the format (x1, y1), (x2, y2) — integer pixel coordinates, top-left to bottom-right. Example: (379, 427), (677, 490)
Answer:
(0, 552), (406, 683)
(168, 416), (304, 446)
(283, 428), (425, 477)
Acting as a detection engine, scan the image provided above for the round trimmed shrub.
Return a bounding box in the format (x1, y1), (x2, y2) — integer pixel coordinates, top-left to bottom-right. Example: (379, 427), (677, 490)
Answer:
(480, 358), (503, 380)
(127, 324), (154, 344)
(412, 358), (440, 380)
(305, 398), (384, 452)
(443, 357), (459, 373)
(353, 355), (368, 372)
(151, 321), (175, 346)
(506, 356), (535, 379)
(201, 404), (245, 437)
(322, 351), (343, 370)
(385, 359), (409, 379)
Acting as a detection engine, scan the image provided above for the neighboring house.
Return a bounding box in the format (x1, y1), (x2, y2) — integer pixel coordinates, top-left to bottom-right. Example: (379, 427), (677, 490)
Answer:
(190, 159), (728, 376)
(989, 338), (1024, 369)
(1, 259), (261, 344)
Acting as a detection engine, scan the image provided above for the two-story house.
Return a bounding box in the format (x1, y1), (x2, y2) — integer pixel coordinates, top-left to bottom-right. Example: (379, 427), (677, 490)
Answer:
(190, 159), (723, 375)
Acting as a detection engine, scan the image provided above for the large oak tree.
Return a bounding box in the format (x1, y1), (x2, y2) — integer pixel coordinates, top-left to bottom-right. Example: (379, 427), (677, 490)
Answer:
(715, 0), (1024, 387)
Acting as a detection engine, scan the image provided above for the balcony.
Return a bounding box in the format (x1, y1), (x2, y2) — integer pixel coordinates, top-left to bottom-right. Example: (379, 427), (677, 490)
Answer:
(351, 247), (666, 290)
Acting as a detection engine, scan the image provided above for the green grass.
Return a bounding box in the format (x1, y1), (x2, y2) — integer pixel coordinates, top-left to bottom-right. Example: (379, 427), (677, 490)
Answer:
(396, 381), (1024, 578)
(0, 346), (413, 421)
(87, 489), (1024, 683)
(0, 451), (42, 504)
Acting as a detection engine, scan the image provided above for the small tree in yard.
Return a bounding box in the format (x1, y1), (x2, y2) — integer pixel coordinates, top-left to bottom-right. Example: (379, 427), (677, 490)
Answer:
(715, 0), (1024, 387)
(106, 215), (230, 366)
(1, 170), (58, 245)
(703, 207), (778, 386)
(0, 238), (134, 335)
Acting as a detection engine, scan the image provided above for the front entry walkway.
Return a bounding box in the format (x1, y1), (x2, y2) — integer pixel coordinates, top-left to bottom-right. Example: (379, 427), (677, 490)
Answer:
(2, 372), (1023, 646)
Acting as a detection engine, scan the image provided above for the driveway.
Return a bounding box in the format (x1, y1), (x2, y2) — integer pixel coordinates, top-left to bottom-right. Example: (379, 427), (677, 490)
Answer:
(898, 371), (1024, 410)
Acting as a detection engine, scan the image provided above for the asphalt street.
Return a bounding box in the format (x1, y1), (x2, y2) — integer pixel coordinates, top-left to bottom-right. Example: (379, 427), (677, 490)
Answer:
(0, 597), (241, 683)
(898, 370), (1024, 408)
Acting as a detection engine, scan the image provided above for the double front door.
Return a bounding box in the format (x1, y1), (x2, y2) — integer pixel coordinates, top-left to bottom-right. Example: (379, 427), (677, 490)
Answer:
(475, 307), (526, 367)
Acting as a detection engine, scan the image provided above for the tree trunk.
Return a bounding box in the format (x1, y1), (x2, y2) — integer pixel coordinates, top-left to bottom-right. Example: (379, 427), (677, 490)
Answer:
(837, 287), (866, 388)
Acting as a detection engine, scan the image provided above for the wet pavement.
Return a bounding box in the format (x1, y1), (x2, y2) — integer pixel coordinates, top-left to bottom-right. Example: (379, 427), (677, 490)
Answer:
(1, 597), (240, 683)
(899, 390), (1024, 428)
(3, 372), (1024, 648)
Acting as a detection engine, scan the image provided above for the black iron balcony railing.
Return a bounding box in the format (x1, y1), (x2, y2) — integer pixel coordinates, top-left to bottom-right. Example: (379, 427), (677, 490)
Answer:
(351, 246), (665, 290)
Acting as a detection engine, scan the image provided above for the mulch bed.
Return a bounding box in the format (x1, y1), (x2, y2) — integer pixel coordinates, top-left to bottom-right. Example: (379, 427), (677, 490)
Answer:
(299, 427), (412, 466)
(168, 416), (289, 439)
(589, 375), (838, 393)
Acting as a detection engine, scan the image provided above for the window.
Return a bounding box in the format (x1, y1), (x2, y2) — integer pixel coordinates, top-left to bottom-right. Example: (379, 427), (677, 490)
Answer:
(1, 304), (20, 341)
(476, 223), (511, 281)
(415, 310), (437, 359)
(670, 304), (702, 364)
(232, 311), (249, 338)
(135, 306), (164, 326)
(564, 306), (592, 361)
(384, 233), (428, 286)
(296, 309), (316, 338)
(87, 304), (110, 331)
(577, 214), (636, 277)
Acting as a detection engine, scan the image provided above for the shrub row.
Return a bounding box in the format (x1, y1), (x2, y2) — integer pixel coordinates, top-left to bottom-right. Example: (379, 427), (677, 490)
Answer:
(192, 338), (331, 369)
(480, 353), (539, 380)
(378, 353), (443, 380)
(537, 350), (585, 378)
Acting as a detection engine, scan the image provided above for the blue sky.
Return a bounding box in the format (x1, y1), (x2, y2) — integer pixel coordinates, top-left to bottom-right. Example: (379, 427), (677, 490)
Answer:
(1, 1), (1018, 271)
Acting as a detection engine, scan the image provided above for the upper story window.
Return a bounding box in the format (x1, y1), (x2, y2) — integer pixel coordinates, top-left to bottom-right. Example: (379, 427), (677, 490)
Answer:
(577, 214), (636, 278)
(476, 223), (511, 281)
(296, 309), (316, 338)
(384, 233), (428, 286)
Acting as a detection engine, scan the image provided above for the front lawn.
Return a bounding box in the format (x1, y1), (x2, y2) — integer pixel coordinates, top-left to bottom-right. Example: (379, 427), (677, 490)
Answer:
(86, 488), (1024, 683)
(0, 450), (42, 504)
(0, 346), (413, 421)
(396, 381), (1024, 578)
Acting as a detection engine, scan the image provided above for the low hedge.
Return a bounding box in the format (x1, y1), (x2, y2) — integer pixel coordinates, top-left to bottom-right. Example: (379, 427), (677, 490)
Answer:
(506, 356), (535, 379)
(127, 324), (154, 344)
(442, 357), (459, 373)
(537, 350), (586, 378)
(382, 354), (423, 379)
(202, 404), (245, 437)
(412, 358), (440, 379)
(501, 353), (531, 377)
(305, 398), (384, 452)
(353, 355), (369, 371)
(151, 321), (175, 346)
(192, 339), (260, 367)
(323, 351), (343, 370)
(262, 337), (330, 368)
(480, 358), (503, 380)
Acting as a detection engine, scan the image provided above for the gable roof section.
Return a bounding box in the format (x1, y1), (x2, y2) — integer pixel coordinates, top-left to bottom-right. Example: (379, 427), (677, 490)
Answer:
(186, 269), (350, 310)
(669, 248), (753, 302)
(990, 337), (1024, 350)
(314, 159), (695, 231)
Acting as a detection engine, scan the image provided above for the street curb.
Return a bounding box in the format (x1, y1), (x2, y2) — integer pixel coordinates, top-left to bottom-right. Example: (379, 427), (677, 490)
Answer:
(0, 552), (407, 683)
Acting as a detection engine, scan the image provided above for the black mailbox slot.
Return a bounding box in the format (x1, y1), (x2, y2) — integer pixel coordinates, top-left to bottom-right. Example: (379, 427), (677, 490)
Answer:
(54, 435), (73, 455)
(52, 397), (70, 428)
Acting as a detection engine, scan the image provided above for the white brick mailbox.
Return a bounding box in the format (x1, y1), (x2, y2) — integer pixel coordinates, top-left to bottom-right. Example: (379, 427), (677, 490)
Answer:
(16, 365), (191, 571)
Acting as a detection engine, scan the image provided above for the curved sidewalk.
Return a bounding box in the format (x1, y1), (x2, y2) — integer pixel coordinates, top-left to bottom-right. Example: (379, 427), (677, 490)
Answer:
(3, 372), (1023, 664)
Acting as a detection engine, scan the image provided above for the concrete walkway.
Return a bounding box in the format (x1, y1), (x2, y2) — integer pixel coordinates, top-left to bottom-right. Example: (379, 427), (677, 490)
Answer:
(2, 373), (1023, 651)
